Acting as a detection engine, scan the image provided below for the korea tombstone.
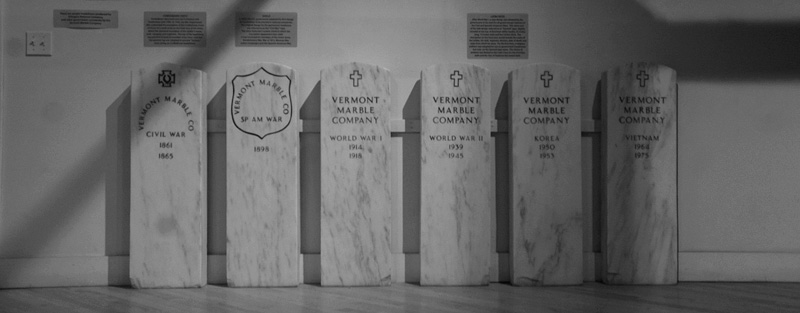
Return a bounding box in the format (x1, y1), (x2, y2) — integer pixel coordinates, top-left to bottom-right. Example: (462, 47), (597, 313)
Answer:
(509, 64), (582, 286)
(420, 64), (491, 286)
(320, 62), (393, 286)
(130, 63), (207, 288)
(602, 63), (677, 285)
(227, 63), (299, 287)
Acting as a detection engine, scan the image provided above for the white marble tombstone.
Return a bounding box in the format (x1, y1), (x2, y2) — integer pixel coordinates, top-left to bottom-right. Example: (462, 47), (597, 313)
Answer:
(320, 62), (393, 286)
(226, 63), (299, 287)
(420, 63), (492, 286)
(602, 62), (677, 285)
(509, 64), (582, 286)
(130, 63), (207, 288)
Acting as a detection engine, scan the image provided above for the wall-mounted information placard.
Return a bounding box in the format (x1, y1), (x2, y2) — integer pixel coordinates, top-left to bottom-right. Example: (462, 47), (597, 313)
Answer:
(235, 12), (298, 47)
(144, 12), (206, 47)
(468, 13), (528, 59)
(54, 10), (118, 29)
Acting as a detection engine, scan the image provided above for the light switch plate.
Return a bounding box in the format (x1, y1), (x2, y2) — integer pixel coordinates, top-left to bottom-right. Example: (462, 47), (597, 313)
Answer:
(26, 31), (52, 56)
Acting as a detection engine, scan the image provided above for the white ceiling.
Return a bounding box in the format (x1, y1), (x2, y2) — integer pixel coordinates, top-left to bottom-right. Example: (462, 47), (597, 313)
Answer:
(638, 0), (800, 23)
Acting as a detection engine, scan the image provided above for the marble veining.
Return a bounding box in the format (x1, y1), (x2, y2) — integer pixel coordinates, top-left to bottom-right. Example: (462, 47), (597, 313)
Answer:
(420, 64), (491, 286)
(130, 63), (207, 288)
(509, 64), (582, 286)
(320, 62), (393, 286)
(602, 63), (677, 285)
(226, 63), (299, 287)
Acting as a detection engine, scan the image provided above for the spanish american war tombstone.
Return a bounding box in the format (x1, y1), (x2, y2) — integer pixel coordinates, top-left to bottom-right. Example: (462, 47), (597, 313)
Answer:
(320, 62), (393, 286)
(420, 63), (491, 286)
(509, 64), (582, 286)
(130, 63), (207, 288)
(227, 63), (299, 287)
(602, 62), (677, 285)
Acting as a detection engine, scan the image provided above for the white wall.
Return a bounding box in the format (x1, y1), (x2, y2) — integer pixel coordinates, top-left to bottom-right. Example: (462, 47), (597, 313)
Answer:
(2, 0), (800, 287)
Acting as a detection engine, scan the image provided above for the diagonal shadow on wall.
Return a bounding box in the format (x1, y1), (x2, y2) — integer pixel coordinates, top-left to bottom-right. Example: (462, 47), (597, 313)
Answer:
(103, 0), (278, 286)
(0, 0), (276, 288)
(0, 139), (106, 286)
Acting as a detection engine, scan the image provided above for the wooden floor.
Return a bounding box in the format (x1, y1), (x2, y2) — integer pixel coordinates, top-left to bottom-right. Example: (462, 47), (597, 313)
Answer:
(1, 282), (799, 313)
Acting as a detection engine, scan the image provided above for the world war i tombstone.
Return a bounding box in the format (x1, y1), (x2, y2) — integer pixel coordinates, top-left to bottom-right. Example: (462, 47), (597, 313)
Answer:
(320, 62), (393, 286)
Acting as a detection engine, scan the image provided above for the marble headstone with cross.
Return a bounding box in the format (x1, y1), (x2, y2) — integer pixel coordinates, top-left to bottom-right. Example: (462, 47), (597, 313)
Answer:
(509, 63), (582, 286)
(420, 63), (492, 286)
(226, 63), (300, 287)
(130, 63), (207, 288)
(320, 62), (393, 286)
(602, 62), (677, 285)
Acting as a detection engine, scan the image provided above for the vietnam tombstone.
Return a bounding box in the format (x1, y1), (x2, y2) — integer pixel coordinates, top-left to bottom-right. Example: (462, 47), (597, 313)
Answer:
(602, 62), (677, 285)
(420, 63), (491, 286)
(509, 64), (582, 286)
(130, 63), (207, 288)
(227, 63), (299, 287)
(320, 62), (393, 286)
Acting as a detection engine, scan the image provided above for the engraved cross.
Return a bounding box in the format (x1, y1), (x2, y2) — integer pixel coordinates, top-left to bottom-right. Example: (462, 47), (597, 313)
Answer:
(350, 70), (363, 87)
(450, 70), (463, 87)
(540, 71), (554, 88)
(637, 70), (650, 87)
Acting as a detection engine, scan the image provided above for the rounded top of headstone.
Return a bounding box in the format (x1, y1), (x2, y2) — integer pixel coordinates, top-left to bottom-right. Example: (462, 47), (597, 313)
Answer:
(510, 63), (580, 77)
(229, 62), (295, 74)
(333, 62), (389, 70)
(609, 62), (675, 74)
(322, 62), (391, 76)
(423, 63), (489, 74)
(139, 62), (203, 73)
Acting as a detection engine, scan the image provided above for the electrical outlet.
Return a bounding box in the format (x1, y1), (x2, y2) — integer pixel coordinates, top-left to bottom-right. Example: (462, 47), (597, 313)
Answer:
(26, 31), (52, 56)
